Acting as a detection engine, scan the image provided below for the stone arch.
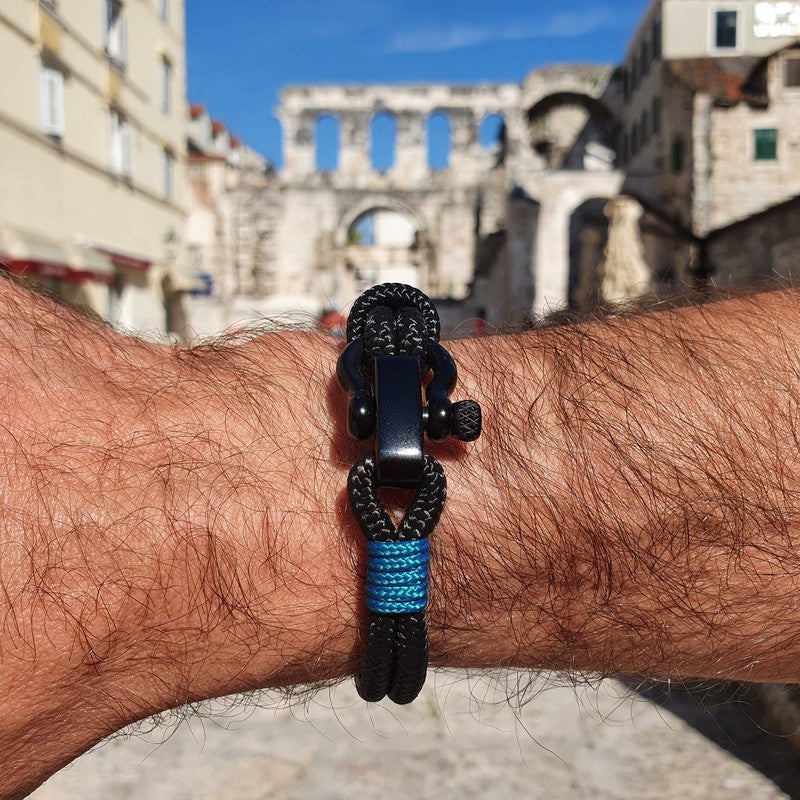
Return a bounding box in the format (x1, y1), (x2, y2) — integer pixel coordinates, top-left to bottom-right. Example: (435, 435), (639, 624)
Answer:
(339, 200), (424, 291)
(426, 111), (451, 170)
(370, 111), (397, 171)
(527, 92), (618, 171)
(336, 196), (425, 248)
(568, 197), (612, 309)
(314, 113), (339, 172)
(478, 112), (506, 166)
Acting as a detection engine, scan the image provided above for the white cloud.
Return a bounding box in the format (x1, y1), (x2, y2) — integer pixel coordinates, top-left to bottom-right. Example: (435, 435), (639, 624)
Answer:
(384, 10), (619, 54)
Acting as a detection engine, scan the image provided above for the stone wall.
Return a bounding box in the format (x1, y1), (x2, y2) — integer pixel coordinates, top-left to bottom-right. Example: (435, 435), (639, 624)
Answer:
(706, 193), (800, 286)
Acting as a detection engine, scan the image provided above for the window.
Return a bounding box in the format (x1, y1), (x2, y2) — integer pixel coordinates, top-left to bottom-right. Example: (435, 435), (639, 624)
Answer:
(641, 110), (649, 142)
(109, 108), (132, 177)
(161, 149), (173, 199)
(652, 20), (662, 60)
(160, 57), (172, 114)
(640, 39), (650, 76)
(652, 96), (661, 134)
(671, 137), (684, 173)
(754, 128), (778, 160)
(39, 64), (64, 138)
(426, 112), (451, 170)
(715, 10), (737, 49)
(786, 58), (800, 87)
(370, 112), (396, 171)
(314, 114), (339, 171)
(158, 0), (168, 23)
(104, 0), (127, 68)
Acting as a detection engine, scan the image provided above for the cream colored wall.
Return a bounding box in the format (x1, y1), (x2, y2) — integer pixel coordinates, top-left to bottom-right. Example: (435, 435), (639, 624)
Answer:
(0, 0), (188, 337)
(663, 0), (800, 58)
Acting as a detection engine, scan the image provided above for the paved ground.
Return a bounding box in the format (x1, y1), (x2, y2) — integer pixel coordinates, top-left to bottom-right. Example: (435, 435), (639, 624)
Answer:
(30, 672), (800, 799)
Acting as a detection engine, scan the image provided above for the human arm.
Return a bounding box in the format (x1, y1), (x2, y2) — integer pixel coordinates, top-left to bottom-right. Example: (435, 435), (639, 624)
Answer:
(2, 278), (800, 797)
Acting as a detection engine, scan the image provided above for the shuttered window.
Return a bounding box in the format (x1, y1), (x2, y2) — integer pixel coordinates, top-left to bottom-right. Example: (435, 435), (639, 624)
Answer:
(754, 128), (778, 161)
(785, 58), (800, 87)
(715, 10), (737, 49)
(671, 138), (684, 173)
(109, 109), (132, 177)
(160, 57), (172, 114)
(162, 149), (173, 200)
(104, 0), (127, 68)
(39, 65), (64, 138)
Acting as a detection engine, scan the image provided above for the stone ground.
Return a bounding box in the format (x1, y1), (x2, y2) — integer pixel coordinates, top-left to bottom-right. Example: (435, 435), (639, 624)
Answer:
(30, 672), (800, 799)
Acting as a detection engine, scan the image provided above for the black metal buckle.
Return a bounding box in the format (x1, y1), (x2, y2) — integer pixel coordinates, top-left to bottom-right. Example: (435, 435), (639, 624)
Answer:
(337, 335), (482, 487)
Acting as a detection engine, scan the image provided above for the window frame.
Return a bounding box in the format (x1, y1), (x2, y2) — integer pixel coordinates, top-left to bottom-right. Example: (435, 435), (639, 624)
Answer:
(108, 107), (132, 178)
(160, 56), (172, 115)
(161, 149), (173, 200)
(785, 56), (800, 88)
(712, 8), (739, 52)
(39, 63), (65, 139)
(671, 137), (684, 173)
(753, 127), (778, 161)
(104, 0), (127, 69)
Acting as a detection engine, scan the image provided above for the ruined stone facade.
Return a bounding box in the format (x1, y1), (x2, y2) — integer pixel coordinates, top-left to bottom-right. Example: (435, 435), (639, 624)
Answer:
(196, 0), (800, 335)
(261, 66), (625, 332)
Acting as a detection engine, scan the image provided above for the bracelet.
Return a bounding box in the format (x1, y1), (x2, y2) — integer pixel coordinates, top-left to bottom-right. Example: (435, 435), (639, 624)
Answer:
(337, 283), (482, 704)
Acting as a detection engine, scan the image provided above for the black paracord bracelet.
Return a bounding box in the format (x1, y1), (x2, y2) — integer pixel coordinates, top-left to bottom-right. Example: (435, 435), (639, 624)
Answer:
(337, 283), (482, 704)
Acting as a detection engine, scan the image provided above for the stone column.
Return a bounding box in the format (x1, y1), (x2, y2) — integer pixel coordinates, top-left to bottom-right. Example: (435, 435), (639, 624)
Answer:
(448, 109), (478, 180)
(279, 110), (315, 180)
(394, 110), (426, 184)
(339, 110), (370, 176)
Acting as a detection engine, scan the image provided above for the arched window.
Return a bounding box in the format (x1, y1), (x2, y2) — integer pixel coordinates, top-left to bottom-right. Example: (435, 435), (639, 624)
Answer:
(479, 113), (504, 149)
(370, 112), (396, 171)
(426, 112), (451, 170)
(315, 114), (339, 172)
(346, 207), (419, 291)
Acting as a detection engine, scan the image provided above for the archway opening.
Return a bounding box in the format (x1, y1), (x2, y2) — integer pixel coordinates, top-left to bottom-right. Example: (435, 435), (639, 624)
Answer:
(346, 207), (419, 291)
(426, 112), (451, 170)
(479, 113), (506, 166)
(569, 198), (611, 310)
(314, 114), (339, 172)
(370, 112), (396, 171)
(527, 93), (617, 171)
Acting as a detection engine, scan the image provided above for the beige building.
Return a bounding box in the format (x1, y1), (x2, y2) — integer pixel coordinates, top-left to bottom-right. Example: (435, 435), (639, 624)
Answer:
(184, 105), (281, 337)
(619, 0), (800, 237)
(0, 0), (195, 338)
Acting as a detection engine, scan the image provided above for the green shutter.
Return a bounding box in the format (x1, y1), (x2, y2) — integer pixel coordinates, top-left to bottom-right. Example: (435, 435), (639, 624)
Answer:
(671, 138), (684, 173)
(754, 128), (777, 160)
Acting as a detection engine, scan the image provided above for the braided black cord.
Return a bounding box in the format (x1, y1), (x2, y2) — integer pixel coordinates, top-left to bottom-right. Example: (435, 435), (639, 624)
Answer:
(345, 283), (446, 703)
(347, 454), (446, 703)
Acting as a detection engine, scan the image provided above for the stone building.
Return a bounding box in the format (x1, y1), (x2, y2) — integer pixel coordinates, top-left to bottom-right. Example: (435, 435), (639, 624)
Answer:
(0, 0), (197, 338)
(217, 0), (800, 332)
(265, 68), (624, 332)
(618, 0), (800, 286)
(183, 105), (282, 337)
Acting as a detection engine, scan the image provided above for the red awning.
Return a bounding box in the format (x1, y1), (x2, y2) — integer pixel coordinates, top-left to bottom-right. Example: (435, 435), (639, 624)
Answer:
(0, 225), (116, 285)
(93, 246), (151, 271)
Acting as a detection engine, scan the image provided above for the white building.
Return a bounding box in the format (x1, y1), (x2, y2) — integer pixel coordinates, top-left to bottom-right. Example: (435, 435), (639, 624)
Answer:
(0, 0), (198, 339)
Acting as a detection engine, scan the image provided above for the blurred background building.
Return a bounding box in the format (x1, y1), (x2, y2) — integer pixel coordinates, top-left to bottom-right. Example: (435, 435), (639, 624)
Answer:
(0, 0), (198, 339)
(2, 0), (799, 338)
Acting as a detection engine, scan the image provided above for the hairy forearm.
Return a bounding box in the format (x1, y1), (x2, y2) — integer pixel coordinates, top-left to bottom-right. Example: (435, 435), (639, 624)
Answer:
(4, 280), (800, 795)
(436, 290), (800, 681)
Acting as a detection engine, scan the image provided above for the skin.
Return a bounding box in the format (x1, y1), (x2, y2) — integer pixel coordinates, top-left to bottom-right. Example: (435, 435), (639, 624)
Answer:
(2, 277), (800, 797)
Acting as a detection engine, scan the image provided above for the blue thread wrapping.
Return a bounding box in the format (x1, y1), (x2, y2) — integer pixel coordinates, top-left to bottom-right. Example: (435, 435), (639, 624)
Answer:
(365, 539), (429, 614)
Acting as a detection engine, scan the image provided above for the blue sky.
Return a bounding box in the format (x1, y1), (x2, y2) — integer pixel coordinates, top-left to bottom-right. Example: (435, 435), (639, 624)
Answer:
(186, 0), (648, 168)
